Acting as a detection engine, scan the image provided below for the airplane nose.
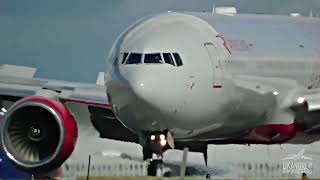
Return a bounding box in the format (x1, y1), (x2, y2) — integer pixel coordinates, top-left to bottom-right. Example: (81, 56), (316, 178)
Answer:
(124, 68), (181, 110)
(128, 74), (154, 103)
(107, 69), (156, 108)
(108, 71), (169, 130)
(124, 69), (172, 115)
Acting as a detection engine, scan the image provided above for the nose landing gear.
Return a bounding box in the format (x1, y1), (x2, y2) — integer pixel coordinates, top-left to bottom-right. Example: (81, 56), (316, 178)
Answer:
(143, 131), (174, 176)
(203, 146), (211, 179)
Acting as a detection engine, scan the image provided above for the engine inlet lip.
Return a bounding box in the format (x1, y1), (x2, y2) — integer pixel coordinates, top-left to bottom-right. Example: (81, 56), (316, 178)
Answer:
(0, 101), (65, 169)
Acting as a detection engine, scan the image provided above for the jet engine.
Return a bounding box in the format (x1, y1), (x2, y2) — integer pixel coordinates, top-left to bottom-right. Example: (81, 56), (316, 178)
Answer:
(0, 96), (78, 173)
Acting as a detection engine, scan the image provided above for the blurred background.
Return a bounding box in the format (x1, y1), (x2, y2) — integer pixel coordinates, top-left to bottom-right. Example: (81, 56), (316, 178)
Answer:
(0, 0), (319, 83)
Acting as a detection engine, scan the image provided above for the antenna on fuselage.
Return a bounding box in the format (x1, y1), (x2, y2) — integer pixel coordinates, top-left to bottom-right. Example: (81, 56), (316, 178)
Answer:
(309, 8), (314, 17)
(212, 0), (215, 14)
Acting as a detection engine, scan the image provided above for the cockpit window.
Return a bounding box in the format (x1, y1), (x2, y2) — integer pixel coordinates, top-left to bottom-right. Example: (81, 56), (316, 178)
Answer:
(144, 53), (163, 64)
(173, 53), (183, 66)
(121, 53), (129, 64)
(121, 52), (183, 66)
(162, 53), (175, 66)
(125, 53), (142, 64)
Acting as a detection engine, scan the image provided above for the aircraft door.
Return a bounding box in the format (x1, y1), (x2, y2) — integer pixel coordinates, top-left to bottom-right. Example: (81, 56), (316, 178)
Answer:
(204, 42), (223, 88)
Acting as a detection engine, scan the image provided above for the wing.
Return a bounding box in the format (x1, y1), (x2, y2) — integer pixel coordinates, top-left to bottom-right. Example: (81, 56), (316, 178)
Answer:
(291, 88), (320, 135)
(0, 64), (138, 143)
(0, 64), (109, 107)
(233, 75), (320, 143)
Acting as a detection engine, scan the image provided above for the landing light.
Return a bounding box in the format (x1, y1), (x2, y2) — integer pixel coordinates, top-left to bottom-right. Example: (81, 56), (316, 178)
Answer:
(160, 134), (165, 140)
(160, 139), (167, 146)
(151, 135), (155, 141)
(297, 97), (305, 104)
(273, 91), (279, 95)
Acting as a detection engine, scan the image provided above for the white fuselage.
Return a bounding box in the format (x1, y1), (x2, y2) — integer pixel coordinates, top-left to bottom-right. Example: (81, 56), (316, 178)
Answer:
(105, 12), (320, 141)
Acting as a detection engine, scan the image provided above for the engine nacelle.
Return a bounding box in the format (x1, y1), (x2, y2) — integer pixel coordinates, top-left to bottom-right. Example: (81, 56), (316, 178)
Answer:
(243, 123), (296, 143)
(0, 96), (78, 173)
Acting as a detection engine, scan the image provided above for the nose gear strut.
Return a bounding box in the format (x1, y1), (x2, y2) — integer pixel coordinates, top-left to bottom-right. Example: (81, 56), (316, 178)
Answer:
(143, 131), (174, 176)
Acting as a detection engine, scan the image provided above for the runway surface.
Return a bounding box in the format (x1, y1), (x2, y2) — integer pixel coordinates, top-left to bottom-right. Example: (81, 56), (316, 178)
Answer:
(76, 177), (320, 180)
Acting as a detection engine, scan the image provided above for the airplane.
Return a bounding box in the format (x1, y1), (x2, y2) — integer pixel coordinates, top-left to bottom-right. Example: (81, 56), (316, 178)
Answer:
(282, 148), (312, 160)
(0, 8), (320, 177)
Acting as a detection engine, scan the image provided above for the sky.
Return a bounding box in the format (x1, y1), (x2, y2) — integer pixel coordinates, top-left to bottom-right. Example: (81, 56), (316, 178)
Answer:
(0, 0), (319, 83)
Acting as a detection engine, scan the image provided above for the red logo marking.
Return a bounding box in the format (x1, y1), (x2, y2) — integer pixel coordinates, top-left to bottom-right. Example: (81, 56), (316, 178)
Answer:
(216, 34), (232, 54)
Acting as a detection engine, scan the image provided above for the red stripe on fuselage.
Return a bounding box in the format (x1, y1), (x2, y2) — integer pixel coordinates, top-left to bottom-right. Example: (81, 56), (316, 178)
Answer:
(213, 85), (222, 88)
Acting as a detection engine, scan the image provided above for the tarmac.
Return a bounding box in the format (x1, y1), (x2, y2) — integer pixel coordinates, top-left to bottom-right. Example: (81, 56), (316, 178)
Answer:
(76, 177), (320, 180)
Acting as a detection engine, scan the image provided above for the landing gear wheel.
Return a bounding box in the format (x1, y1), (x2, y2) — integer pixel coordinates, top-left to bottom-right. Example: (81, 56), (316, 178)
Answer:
(206, 173), (211, 179)
(203, 144), (211, 179)
(148, 159), (163, 176)
(143, 147), (152, 160)
(143, 143), (163, 176)
(143, 131), (173, 176)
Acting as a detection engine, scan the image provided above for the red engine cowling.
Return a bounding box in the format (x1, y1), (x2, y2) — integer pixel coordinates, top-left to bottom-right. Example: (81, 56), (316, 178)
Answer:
(244, 123), (296, 143)
(0, 96), (78, 173)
